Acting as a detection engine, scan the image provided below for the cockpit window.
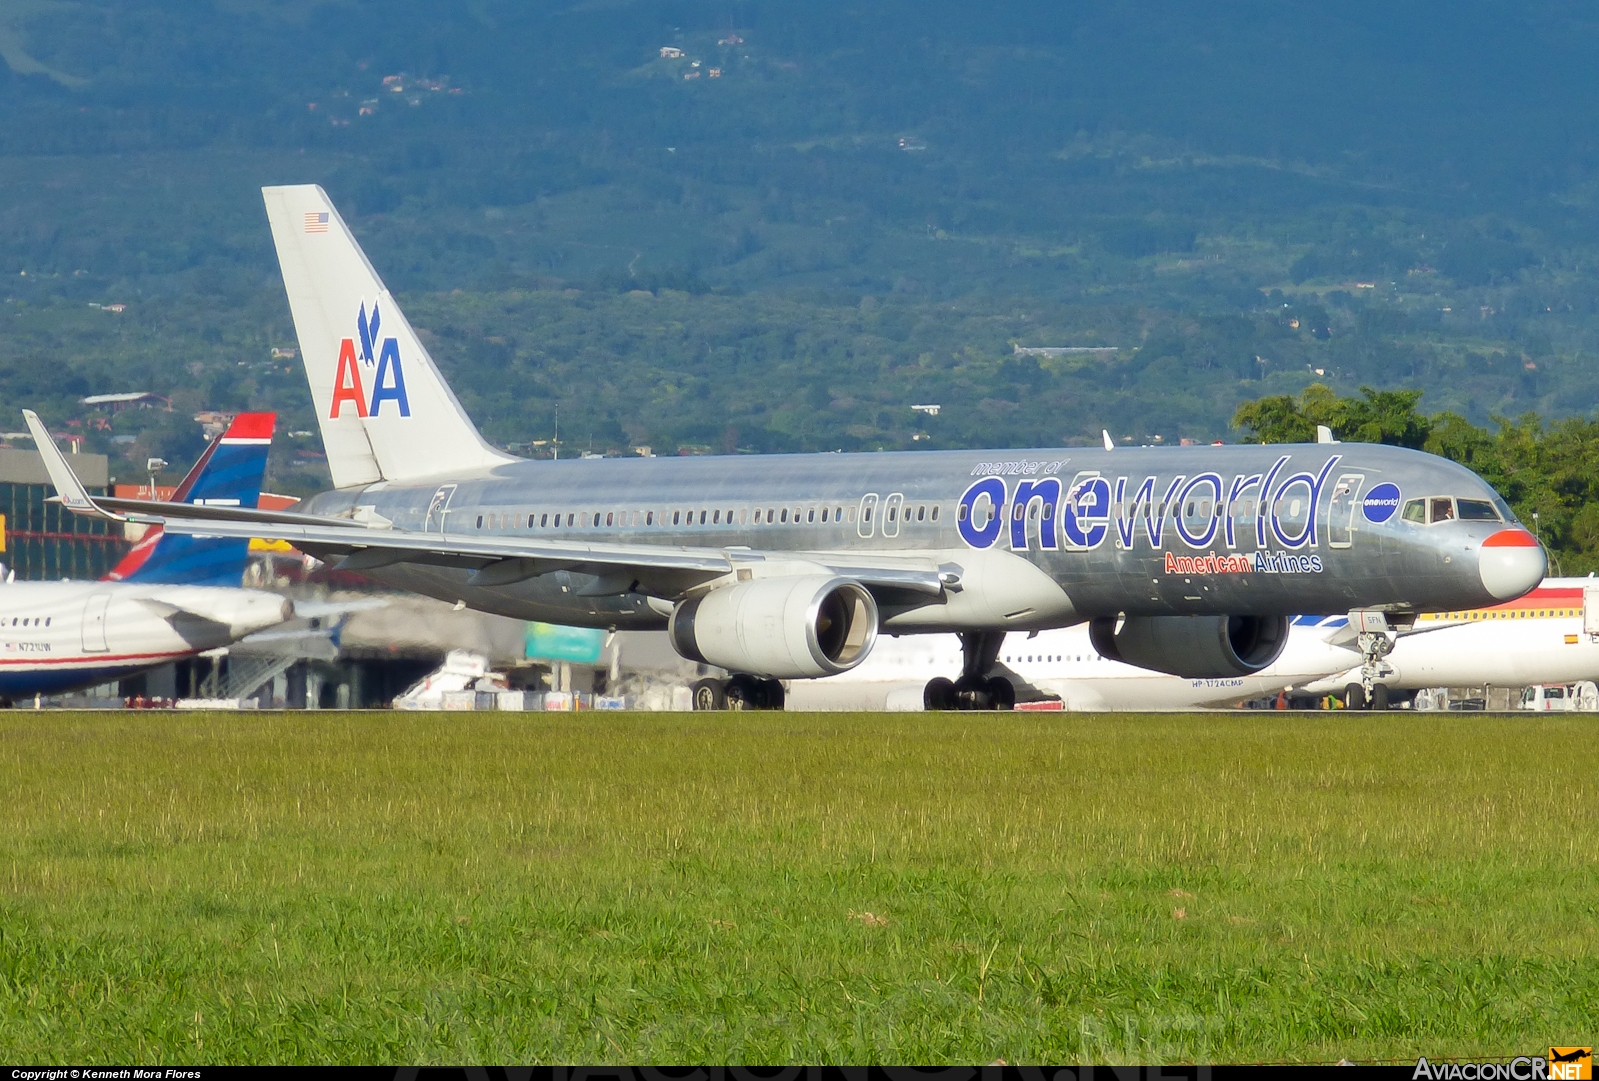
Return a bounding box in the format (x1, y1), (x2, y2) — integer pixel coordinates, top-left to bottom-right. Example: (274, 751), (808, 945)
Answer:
(1405, 496), (1501, 524)
(1456, 498), (1501, 522)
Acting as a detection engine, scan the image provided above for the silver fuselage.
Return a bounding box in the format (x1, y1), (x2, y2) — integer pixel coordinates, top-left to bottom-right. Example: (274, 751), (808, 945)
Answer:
(298, 442), (1525, 632)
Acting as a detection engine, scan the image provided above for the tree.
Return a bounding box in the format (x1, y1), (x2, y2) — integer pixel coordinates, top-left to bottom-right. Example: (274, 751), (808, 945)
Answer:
(1232, 383), (1431, 448)
(1330, 387), (1431, 448)
(1231, 393), (1318, 443)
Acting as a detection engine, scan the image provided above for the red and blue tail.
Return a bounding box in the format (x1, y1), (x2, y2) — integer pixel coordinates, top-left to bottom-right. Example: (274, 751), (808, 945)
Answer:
(104, 413), (276, 587)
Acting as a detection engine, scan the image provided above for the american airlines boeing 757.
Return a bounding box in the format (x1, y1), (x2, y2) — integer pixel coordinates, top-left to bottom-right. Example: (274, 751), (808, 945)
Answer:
(28, 186), (1547, 709)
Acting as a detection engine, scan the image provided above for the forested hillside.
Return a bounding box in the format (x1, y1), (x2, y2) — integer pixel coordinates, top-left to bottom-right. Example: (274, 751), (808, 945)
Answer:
(4, 1), (1599, 493)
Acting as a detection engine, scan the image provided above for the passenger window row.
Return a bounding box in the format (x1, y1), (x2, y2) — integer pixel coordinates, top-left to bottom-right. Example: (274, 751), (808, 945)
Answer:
(1, 616), (50, 627)
(473, 502), (942, 530)
(958, 500), (1219, 523)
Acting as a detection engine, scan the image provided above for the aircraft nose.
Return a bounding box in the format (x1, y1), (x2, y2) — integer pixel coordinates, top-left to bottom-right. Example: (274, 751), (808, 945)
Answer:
(1479, 528), (1546, 600)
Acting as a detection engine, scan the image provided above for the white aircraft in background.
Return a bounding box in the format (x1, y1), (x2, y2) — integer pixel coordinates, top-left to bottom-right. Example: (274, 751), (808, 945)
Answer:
(1297, 577), (1599, 706)
(0, 412), (293, 703)
(778, 619), (1343, 711)
(778, 577), (1599, 710)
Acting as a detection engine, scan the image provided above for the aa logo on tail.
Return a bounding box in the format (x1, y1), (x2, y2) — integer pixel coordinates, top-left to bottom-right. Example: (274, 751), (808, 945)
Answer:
(330, 301), (411, 419)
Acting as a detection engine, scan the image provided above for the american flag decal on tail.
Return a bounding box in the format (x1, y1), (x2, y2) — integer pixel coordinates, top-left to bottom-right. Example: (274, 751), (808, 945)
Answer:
(304, 211), (330, 233)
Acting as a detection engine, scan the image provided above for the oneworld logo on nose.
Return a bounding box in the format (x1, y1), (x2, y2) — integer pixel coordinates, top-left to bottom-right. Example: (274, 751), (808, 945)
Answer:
(1362, 482), (1402, 523)
(329, 301), (411, 419)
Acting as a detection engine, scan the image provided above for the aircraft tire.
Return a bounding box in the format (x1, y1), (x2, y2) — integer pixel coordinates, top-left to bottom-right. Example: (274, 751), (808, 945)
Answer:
(1344, 683), (1366, 711)
(923, 677), (957, 711)
(1371, 683), (1390, 711)
(987, 675), (1016, 711)
(691, 678), (726, 711)
(953, 674), (992, 711)
(758, 678), (785, 711)
(724, 674), (760, 710)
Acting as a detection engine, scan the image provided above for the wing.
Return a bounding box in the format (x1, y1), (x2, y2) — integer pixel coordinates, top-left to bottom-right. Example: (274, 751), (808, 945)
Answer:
(146, 511), (945, 599)
(25, 412), (947, 602)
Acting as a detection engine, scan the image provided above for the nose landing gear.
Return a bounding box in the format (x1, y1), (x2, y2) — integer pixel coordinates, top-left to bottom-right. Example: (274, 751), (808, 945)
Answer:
(923, 631), (1016, 711)
(1342, 681), (1390, 711)
(1343, 619), (1395, 710)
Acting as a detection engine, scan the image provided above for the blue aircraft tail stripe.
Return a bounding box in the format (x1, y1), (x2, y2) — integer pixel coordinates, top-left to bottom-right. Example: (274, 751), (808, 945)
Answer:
(109, 415), (276, 587)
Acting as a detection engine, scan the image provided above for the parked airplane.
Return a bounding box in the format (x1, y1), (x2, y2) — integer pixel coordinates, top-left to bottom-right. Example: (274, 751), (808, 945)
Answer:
(778, 620), (1338, 711)
(1297, 577), (1599, 707)
(27, 185), (1546, 710)
(1, 413), (293, 701)
(787, 577), (1599, 711)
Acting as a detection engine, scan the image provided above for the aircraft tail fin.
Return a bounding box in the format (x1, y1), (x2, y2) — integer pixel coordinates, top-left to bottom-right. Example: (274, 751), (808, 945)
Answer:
(261, 184), (515, 488)
(105, 413), (275, 587)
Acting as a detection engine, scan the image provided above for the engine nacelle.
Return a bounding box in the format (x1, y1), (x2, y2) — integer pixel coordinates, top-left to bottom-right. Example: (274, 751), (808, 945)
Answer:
(670, 575), (879, 679)
(1089, 614), (1289, 679)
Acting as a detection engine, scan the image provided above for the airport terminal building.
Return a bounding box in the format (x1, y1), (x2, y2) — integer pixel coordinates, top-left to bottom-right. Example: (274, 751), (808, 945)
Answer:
(0, 448), (128, 580)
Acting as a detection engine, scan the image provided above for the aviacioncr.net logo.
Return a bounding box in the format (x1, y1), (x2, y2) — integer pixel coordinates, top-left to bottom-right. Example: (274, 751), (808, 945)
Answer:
(1413, 1050), (1591, 1080)
(329, 300), (411, 419)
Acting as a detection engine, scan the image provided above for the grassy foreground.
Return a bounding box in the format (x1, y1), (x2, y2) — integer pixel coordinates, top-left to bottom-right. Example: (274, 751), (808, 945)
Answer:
(0, 710), (1592, 1064)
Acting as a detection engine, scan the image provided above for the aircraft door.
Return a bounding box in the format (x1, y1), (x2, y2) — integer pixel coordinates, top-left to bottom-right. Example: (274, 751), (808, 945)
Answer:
(857, 493), (879, 539)
(1327, 473), (1364, 549)
(881, 493), (904, 538)
(82, 593), (111, 653)
(1585, 583), (1599, 638)
(424, 484), (458, 533)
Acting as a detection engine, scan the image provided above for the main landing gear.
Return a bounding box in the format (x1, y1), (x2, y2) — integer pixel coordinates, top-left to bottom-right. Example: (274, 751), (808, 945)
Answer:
(691, 675), (785, 711)
(924, 631), (1016, 711)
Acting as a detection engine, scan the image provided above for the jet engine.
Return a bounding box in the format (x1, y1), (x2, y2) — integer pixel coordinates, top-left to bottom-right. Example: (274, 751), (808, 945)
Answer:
(670, 575), (879, 679)
(1089, 614), (1289, 679)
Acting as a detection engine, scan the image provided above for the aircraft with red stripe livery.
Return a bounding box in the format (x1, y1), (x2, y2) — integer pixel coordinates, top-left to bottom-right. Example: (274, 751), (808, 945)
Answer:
(0, 412), (293, 701)
(1296, 576), (1599, 705)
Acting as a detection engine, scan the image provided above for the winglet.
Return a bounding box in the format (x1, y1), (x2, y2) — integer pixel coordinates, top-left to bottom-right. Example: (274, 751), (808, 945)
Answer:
(21, 410), (125, 521)
(1102, 429), (1114, 451)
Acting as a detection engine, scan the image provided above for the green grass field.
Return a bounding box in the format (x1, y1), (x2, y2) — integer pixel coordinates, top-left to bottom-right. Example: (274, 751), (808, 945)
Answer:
(0, 709), (1591, 1065)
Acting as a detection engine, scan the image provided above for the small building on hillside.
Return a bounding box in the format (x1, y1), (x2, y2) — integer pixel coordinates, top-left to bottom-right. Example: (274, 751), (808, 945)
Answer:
(1010, 344), (1118, 358)
(80, 392), (170, 413)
